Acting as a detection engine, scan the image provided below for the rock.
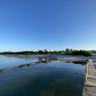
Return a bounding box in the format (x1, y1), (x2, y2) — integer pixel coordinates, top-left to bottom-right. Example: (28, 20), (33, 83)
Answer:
(0, 70), (3, 72)
(26, 64), (31, 66)
(18, 64), (26, 68)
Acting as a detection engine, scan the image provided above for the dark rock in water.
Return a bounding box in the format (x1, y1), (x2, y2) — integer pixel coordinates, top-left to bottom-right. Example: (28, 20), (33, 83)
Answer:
(18, 64), (26, 68)
(73, 60), (88, 65)
(42, 60), (49, 63)
(37, 58), (57, 64)
(0, 70), (3, 72)
(41, 61), (45, 63)
(39, 60), (48, 63)
(26, 64), (31, 66)
(36, 62), (41, 64)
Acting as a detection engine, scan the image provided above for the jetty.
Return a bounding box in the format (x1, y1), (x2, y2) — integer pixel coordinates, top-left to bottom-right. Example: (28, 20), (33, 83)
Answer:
(82, 59), (96, 96)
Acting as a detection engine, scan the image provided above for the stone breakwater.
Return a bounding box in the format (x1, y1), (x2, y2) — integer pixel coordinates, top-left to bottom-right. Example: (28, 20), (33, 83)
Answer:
(82, 59), (96, 96)
(0, 58), (57, 73)
(57, 58), (88, 62)
(0, 58), (87, 73)
(0, 55), (88, 73)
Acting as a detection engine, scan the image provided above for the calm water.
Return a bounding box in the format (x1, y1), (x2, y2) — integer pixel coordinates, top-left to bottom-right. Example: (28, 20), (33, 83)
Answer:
(0, 55), (85, 96)
(0, 55), (38, 69)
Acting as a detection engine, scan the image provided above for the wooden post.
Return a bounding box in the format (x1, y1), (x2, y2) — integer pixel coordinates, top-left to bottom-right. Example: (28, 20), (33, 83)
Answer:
(84, 73), (87, 83)
(86, 64), (88, 69)
(85, 69), (88, 75)
(86, 64), (88, 75)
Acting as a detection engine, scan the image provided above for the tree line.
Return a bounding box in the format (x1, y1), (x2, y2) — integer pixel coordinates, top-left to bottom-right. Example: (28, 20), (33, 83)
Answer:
(0, 48), (92, 56)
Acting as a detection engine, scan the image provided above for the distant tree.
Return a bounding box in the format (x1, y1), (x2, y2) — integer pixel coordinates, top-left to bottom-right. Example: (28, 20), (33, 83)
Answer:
(70, 49), (73, 52)
(72, 50), (92, 56)
(44, 49), (48, 52)
(38, 50), (43, 54)
(65, 48), (70, 52)
(27, 51), (31, 55)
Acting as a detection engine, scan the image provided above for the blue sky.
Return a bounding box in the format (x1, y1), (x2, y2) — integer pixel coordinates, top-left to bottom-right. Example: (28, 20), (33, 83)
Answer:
(0, 0), (96, 52)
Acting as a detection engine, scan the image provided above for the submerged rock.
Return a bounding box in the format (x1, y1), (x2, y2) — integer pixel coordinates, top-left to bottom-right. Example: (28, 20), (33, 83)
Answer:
(18, 64), (26, 68)
(0, 70), (3, 73)
(26, 64), (32, 67)
(73, 60), (88, 64)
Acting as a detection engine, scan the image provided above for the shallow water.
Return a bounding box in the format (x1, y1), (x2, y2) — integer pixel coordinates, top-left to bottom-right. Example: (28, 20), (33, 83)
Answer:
(0, 55), (85, 96)
(0, 55), (38, 69)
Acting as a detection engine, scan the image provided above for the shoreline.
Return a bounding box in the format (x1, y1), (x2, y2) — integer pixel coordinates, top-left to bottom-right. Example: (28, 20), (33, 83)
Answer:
(1, 54), (89, 63)
(2, 54), (89, 58)
(0, 54), (89, 73)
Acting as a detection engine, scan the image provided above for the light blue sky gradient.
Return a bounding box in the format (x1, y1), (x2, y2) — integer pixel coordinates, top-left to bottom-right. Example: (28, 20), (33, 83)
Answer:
(0, 0), (96, 52)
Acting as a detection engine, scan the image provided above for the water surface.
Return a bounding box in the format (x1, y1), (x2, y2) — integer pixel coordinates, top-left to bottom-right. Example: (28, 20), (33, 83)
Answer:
(0, 55), (38, 69)
(0, 55), (85, 96)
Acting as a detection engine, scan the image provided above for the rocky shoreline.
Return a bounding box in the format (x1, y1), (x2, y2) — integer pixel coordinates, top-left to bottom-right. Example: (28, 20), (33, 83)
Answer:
(0, 54), (89, 73)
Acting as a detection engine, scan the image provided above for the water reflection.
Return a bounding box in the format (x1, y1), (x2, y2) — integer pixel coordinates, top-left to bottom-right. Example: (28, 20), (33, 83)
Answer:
(0, 55), (38, 69)
(0, 60), (85, 96)
(0, 55), (86, 73)
(0, 55), (86, 96)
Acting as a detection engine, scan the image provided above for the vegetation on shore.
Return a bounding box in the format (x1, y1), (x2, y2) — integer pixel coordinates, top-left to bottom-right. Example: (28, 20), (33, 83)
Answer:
(0, 49), (92, 56)
(64, 49), (92, 56)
